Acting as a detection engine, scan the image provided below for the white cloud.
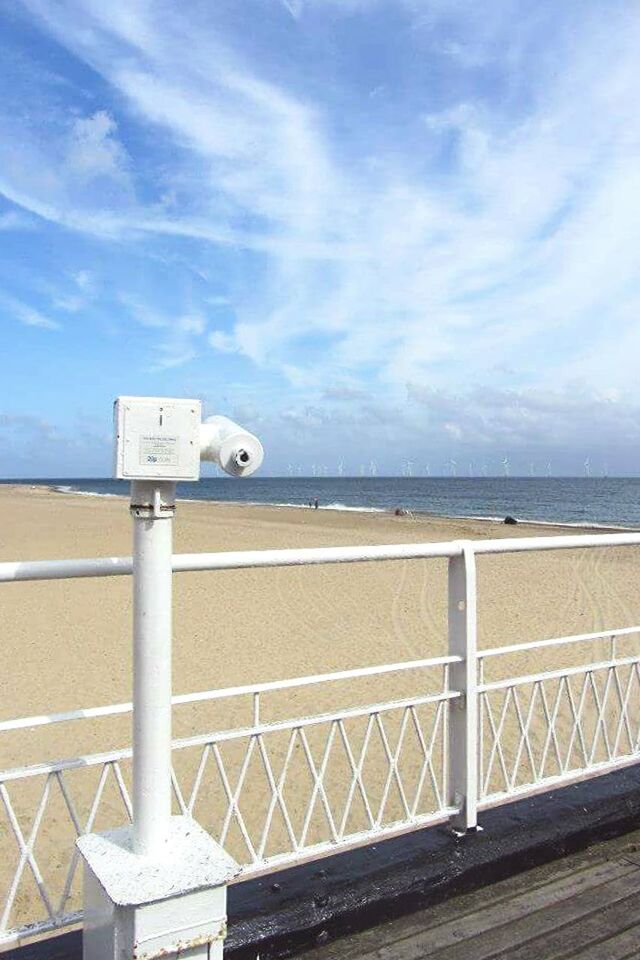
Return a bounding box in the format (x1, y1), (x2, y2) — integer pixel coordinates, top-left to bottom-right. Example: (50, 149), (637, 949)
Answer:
(52, 269), (100, 312)
(0, 411), (109, 477)
(0, 210), (35, 231)
(0, 293), (60, 330)
(6, 0), (640, 416)
(120, 295), (207, 369)
(209, 330), (238, 353)
(245, 380), (640, 474)
(67, 111), (129, 181)
(150, 313), (207, 370)
(74, 269), (97, 293)
(280, 0), (304, 19)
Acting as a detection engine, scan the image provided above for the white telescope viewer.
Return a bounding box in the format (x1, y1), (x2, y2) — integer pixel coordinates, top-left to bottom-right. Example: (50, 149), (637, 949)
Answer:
(112, 397), (263, 853)
(77, 397), (263, 960)
(114, 396), (263, 484)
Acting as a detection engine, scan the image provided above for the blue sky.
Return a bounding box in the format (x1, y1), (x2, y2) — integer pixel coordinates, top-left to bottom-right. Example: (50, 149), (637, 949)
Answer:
(1, 0), (640, 477)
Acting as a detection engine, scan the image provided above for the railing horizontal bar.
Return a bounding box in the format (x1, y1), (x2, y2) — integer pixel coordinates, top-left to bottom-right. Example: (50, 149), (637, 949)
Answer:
(2, 532), (639, 583)
(232, 807), (459, 883)
(474, 532), (640, 555)
(173, 655), (459, 706)
(479, 752), (640, 808)
(0, 556), (133, 582)
(0, 542), (461, 583)
(0, 656), (459, 733)
(172, 689), (459, 751)
(0, 689), (458, 782)
(0, 911), (83, 947)
(173, 542), (462, 572)
(0, 746), (132, 782)
(478, 654), (640, 692)
(0, 701), (133, 733)
(478, 626), (640, 660)
(0, 544), (453, 586)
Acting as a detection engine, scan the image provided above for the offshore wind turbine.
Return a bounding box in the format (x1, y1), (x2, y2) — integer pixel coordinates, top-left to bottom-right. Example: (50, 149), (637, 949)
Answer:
(502, 456), (510, 477)
(369, 460), (378, 477)
(337, 460), (345, 478)
(424, 463), (430, 477)
(449, 458), (457, 477)
(584, 457), (591, 478)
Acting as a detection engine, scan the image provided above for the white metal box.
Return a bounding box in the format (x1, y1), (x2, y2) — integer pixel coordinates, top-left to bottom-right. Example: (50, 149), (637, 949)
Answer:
(114, 397), (202, 481)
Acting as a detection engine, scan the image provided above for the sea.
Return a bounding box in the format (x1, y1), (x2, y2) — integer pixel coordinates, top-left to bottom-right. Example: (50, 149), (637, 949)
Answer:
(4, 476), (640, 529)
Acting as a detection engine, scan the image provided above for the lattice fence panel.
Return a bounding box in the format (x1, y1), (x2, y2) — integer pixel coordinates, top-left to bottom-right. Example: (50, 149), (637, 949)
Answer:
(480, 661), (640, 800)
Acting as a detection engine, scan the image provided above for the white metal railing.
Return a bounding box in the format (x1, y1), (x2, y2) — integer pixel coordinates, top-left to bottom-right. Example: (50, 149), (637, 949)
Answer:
(478, 627), (640, 805)
(1, 531), (640, 946)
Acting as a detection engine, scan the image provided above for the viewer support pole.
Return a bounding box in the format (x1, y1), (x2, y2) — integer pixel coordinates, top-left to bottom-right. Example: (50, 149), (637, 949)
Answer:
(78, 477), (238, 960)
(130, 480), (175, 856)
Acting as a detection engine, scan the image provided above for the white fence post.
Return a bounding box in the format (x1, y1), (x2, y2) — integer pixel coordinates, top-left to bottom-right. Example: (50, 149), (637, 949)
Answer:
(447, 542), (479, 833)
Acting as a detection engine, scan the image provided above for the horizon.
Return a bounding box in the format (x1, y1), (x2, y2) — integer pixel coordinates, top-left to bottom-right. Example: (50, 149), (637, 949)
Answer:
(2, 473), (637, 482)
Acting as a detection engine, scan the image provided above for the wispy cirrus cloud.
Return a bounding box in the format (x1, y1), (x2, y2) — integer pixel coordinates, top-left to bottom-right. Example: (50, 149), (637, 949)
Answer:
(2, 0), (640, 471)
(120, 294), (207, 370)
(0, 293), (60, 330)
(0, 209), (35, 231)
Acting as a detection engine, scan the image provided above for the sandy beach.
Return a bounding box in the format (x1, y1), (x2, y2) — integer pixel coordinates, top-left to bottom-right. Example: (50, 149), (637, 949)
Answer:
(2, 484), (639, 718)
(1, 483), (640, 935)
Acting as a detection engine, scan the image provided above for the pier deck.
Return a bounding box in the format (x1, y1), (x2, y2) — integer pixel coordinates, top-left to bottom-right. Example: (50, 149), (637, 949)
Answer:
(304, 828), (640, 960)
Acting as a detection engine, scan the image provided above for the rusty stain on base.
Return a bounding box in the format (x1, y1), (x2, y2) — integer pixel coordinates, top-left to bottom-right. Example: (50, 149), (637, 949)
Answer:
(134, 922), (227, 960)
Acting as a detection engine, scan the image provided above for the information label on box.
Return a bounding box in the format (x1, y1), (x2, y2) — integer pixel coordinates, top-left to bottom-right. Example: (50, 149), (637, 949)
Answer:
(139, 435), (179, 466)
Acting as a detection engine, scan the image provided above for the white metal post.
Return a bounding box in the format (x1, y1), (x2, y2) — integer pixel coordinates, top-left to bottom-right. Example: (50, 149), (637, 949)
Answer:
(77, 398), (251, 960)
(130, 480), (175, 856)
(447, 542), (479, 833)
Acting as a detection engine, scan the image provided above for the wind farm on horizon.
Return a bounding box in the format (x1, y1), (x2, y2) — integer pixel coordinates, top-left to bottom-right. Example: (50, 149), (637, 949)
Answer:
(278, 459), (612, 478)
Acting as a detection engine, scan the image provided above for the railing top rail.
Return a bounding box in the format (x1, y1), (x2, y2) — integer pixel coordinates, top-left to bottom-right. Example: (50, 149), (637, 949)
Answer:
(0, 541), (458, 583)
(2, 531), (640, 583)
(474, 531), (640, 554)
(0, 654), (458, 733)
(478, 625), (640, 660)
(478, 653), (640, 693)
(174, 653), (458, 706)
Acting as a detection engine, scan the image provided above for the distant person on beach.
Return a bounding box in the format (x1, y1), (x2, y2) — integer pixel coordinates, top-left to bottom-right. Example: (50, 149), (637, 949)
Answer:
(314, 498), (319, 509)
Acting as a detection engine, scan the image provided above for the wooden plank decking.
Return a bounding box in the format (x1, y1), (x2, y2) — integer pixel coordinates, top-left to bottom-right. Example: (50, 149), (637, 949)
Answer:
(304, 830), (640, 960)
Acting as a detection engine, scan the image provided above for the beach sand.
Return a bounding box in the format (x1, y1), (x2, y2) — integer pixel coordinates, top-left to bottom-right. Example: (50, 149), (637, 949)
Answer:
(1, 483), (639, 937)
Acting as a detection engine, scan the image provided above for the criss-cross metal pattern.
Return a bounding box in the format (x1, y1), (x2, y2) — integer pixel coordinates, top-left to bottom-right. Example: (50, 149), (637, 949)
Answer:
(478, 630), (640, 803)
(173, 694), (454, 871)
(0, 757), (133, 943)
(0, 657), (455, 945)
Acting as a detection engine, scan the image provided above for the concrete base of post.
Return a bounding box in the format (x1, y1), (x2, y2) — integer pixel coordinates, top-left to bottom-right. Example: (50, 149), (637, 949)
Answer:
(77, 817), (239, 960)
